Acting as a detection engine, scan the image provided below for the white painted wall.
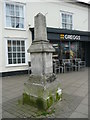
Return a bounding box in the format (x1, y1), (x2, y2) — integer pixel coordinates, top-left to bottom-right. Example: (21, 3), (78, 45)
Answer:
(28, 2), (88, 31)
(0, 0), (88, 73)
(0, 1), (3, 73)
(1, 0), (32, 72)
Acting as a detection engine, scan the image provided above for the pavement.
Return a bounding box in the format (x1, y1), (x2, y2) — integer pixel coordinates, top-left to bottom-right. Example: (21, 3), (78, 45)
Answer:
(1, 67), (88, 118)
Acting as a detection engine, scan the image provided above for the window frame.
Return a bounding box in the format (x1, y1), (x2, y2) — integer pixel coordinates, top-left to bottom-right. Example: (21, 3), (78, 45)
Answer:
(5, 38), (27, 67)
(4, 1), (26, 30)
(60, 10), (73, 30)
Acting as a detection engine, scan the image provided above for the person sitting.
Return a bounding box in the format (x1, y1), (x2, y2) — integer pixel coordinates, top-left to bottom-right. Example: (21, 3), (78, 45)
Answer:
(70, 50), (74, 59)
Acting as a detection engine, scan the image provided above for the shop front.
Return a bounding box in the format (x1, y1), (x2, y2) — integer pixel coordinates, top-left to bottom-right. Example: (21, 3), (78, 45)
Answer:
(30, 27), (90, 67)
(54, 34), (84, 60)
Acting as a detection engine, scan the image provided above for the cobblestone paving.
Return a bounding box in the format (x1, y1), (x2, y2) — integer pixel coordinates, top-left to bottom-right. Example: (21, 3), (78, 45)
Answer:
(2, 93), (83, 118)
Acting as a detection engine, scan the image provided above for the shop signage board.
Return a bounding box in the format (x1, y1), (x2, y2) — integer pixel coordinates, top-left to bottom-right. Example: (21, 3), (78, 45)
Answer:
(60, 34), (80, 40)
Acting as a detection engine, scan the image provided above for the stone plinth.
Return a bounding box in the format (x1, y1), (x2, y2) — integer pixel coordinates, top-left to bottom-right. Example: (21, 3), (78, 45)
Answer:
(23, 74), (62, 109)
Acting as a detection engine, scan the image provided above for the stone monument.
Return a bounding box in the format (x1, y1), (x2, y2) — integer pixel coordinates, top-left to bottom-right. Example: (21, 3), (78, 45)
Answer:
(23, 13), (62, 110)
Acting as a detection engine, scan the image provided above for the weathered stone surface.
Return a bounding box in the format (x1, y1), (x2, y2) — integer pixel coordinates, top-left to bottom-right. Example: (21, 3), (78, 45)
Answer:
(26, 74), (56, 84)
(24, 13), (61, 109)
(24, 74), (58, 98)
(27, 13), (55, 54)
(23, 73), (62, 109)
(31, 53), (53, 75)
(28, 41), (55, 53)
(27, 13), (55, 75)
(34, 13), (47, 41)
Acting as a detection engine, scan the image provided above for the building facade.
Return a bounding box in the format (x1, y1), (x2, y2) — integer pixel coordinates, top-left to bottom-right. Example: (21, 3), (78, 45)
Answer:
(0, 0), (89, 76)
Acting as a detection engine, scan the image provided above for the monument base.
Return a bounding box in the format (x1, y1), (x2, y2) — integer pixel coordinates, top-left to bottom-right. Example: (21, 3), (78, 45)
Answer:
(23, 74), (62, 110)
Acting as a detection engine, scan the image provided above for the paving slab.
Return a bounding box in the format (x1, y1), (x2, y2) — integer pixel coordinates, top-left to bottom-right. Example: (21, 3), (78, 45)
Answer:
(2, 111), (16, 118)
(75, 104), (88, 115)
(81, 96), (88, 105)
(69, 112), (88, 118)
(63, 86), (78, 95)
(2, 93), (83, 118)
(2, 68), (88, 118)
(73, 88), (88, 97)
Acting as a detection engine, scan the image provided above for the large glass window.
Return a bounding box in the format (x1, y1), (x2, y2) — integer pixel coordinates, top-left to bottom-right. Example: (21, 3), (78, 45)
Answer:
(61, 41), (79, 59)
(7, 40), (26, 65)
(61, 12), (73, 30)
(61, 42), (70, 59)
(6, 3), (24, 28)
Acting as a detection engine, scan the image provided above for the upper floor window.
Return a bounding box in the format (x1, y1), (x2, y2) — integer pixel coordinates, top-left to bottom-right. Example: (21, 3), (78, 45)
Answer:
(5, 3), (25, 29)
(61, 12), (73, 30)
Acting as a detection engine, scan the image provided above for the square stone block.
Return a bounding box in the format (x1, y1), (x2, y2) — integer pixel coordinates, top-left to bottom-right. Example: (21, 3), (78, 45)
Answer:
(23, 75), (62, 110)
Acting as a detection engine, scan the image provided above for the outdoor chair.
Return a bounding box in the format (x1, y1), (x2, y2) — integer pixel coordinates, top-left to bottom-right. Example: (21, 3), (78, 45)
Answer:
(62, 59), (73, 72)
(64, 62), (72, 72)
(70, 59), (78, 71)
(74, 58), (86, 70)
(53, 59), (64, 74)
(78, 61), (86, 70)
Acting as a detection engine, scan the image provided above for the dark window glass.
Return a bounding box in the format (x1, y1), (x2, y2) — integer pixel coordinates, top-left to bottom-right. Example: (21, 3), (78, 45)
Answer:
(17, 41), (20, 46)
(8, 53), (12, 58)
(21, 47), (25, 51)
(13, 47), (16, 51)
(22, 58), (25, 63)
(13, 59), (16, 64)
(8, 59), (12, 64)
(17, 47), (20, 51)
(22, 53), (25, 57)
(21, 41), (24, 46)
(17, 53), (21, 57)
(18, 59), (21, 63)
(8, 47), (12, 52)
(13, 53), (16, 58)
(13, 41), (16, 46)
(8, 40), (11, 47)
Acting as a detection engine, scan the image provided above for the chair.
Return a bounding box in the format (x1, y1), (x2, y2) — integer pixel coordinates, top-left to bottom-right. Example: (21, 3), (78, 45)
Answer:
(74, 58), (86, 70)
(78, 61), (86, 70)
(62, 59), (72, 72)
(53, 59), (64, 74)
(70, 59), (78, 71)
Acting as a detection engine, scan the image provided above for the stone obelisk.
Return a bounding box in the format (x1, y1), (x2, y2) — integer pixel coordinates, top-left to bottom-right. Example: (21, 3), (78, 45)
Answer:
(28, 13), (55, 75)
(24, 13), (62, 110)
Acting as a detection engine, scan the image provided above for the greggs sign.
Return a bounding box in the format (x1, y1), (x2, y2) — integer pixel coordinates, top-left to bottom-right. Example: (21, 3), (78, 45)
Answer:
(60, 34), (80, 40)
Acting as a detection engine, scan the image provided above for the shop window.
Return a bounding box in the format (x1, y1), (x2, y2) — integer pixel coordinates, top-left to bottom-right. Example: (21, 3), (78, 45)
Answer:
(60, 41), (79, 59)
(61, 42), (69, 59)
(7, 40), (26, 65)
(61, 12), (73, 30)
(5, 3), (25, 29)
(70, 42), (78, 59)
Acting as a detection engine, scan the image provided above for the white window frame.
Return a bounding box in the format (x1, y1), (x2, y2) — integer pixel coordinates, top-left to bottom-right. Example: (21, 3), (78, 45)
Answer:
(60, 10), (73, 30)
(5, 38), (27, 67)
(4, 1), (26, 30)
